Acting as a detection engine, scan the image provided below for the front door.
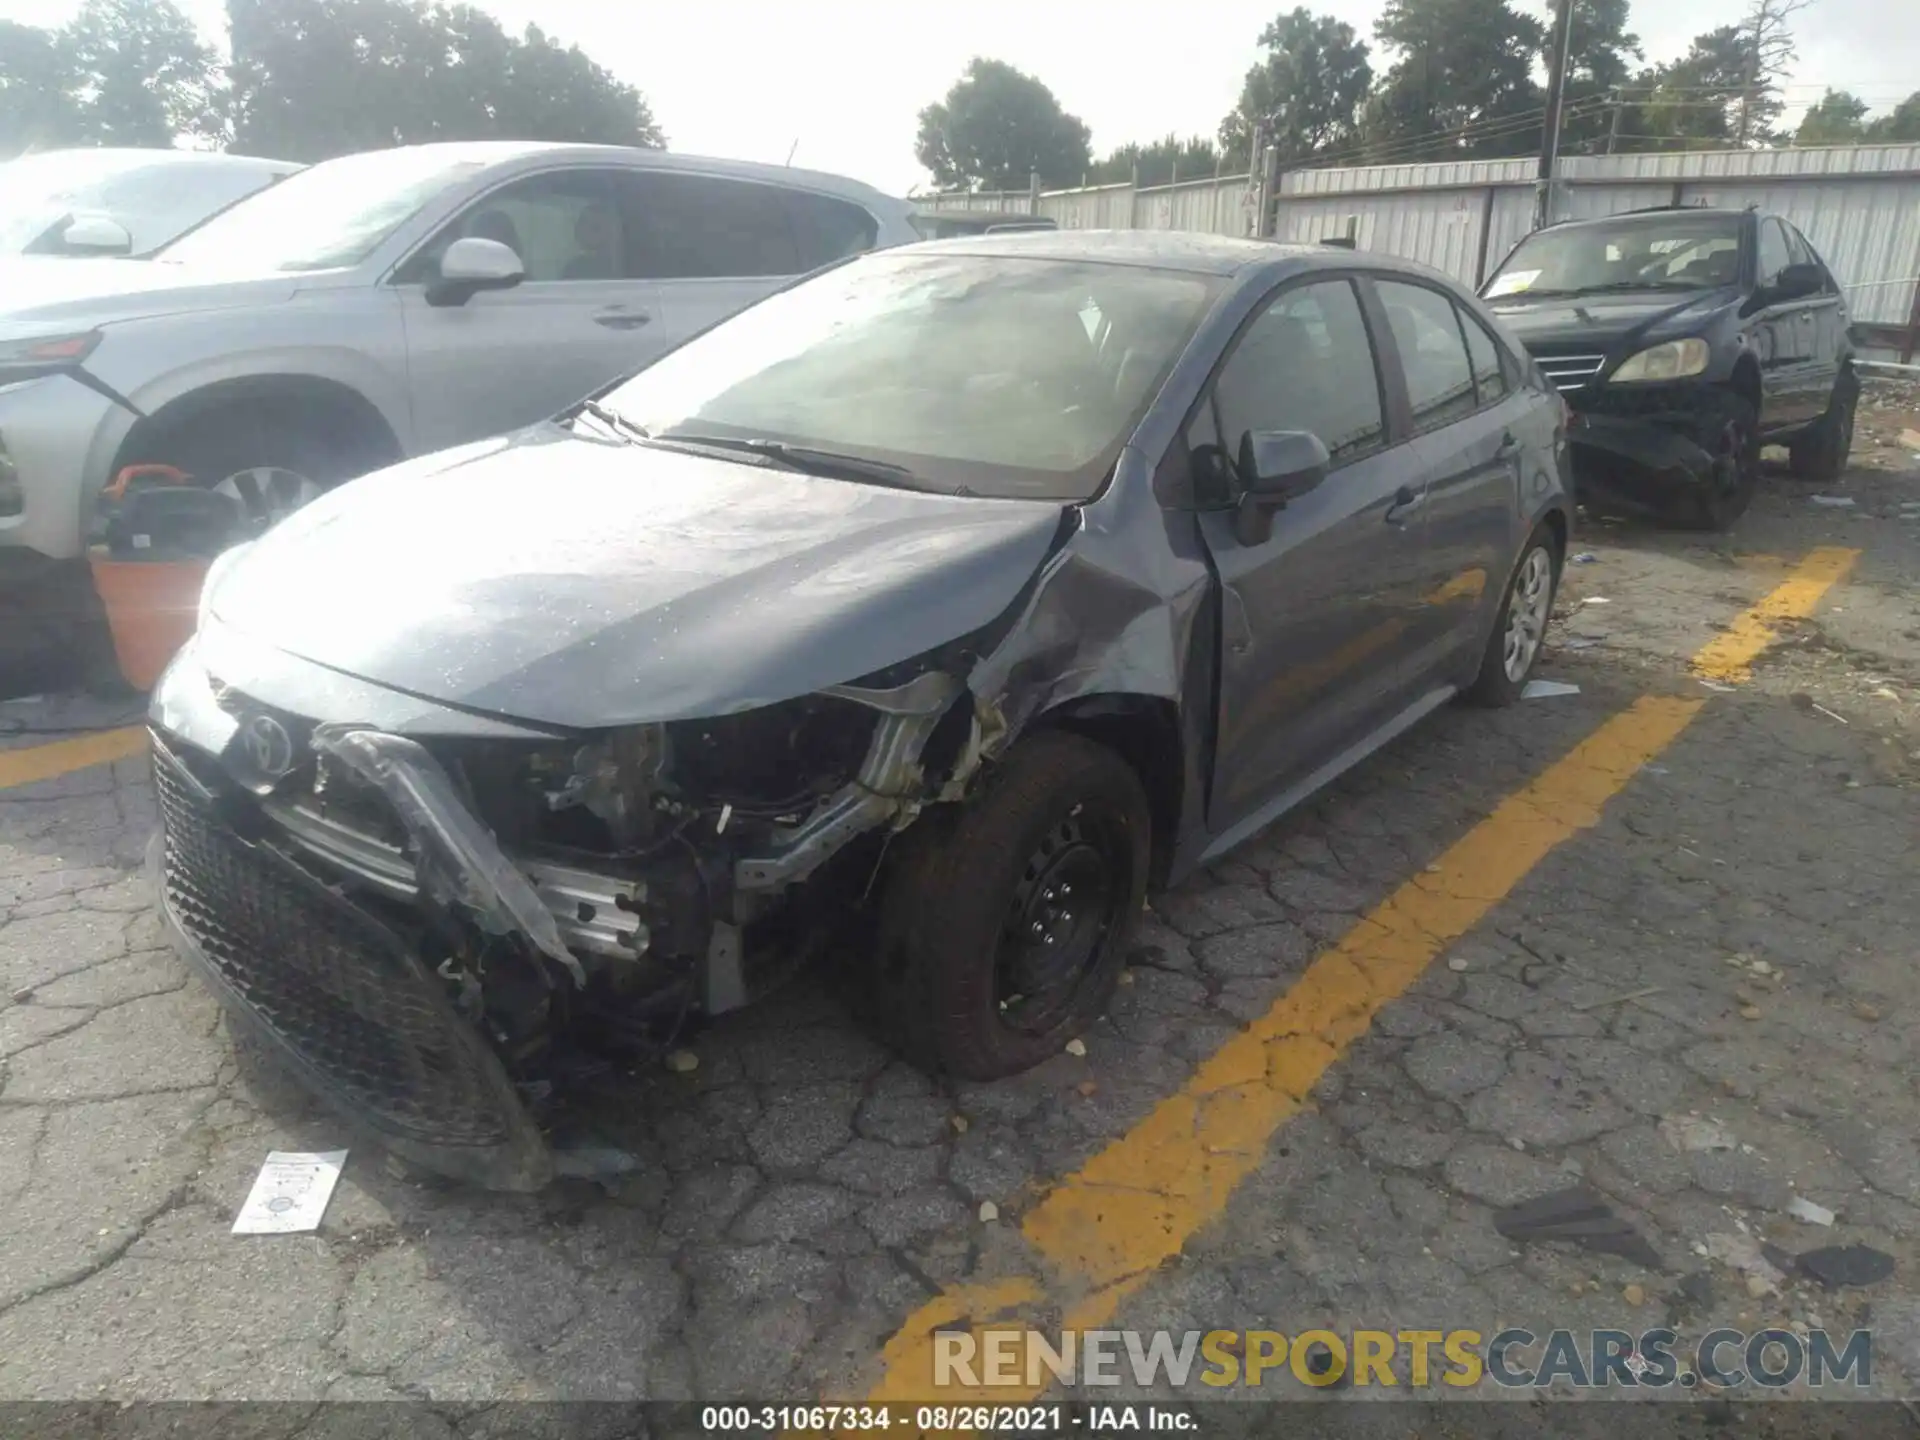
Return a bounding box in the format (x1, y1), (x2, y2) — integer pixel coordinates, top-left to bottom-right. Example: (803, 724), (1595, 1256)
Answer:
(395, 167), (669, 453)
(1194, 276), (1433, 835)
(1786, 221), (1846, 417)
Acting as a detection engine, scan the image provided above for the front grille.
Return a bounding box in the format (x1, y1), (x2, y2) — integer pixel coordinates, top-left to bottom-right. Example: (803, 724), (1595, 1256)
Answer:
(1532, 353), (1608, 392)
(153, 735), (518, 1149)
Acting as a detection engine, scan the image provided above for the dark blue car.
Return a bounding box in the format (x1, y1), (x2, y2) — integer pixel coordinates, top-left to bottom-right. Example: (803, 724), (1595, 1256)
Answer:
(149, 231), (1573, 1188)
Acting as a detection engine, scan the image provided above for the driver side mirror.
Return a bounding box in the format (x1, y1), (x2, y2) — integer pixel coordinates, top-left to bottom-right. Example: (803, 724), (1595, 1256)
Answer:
(426, 236), (526, 307)
(1772, 261), (1823, 301)
(1233, 429), (1330, 545)
(59, 214), (133, 256)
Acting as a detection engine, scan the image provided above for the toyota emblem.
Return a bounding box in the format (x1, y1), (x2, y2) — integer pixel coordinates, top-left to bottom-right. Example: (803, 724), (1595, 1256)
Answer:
(238, 713), (295, 778)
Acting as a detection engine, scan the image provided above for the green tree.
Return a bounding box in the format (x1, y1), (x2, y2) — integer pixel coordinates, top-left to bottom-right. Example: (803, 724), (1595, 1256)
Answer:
(1088, 134), (1221, 188)
(1363, 0), (1544, 163)
(0, 21), (81, 157)
(1865, 92), (1920, 143)
(61, 0), (222, 147)
(915, 58), (1092, 192)
(1794, 90), (1869, 146)
(1622, 25), (1768, 151)
(1218, 9), (1372, 170)
(225, 0), (662, 162)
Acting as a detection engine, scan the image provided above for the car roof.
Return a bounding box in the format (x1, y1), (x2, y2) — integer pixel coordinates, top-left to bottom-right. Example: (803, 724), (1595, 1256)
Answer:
(1, 147), (302, 176)
(894, 228), (1470, 285)
(318, 140), (905, 206)
(1546, 205), (1751, 229)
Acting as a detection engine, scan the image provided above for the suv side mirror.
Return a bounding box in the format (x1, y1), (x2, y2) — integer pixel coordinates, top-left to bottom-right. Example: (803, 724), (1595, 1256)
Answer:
(1233, 429), (1330, 544)
(1773, 262), (1823, 301)
(60, 214), (133, 256)
(426, 237), (526, 307)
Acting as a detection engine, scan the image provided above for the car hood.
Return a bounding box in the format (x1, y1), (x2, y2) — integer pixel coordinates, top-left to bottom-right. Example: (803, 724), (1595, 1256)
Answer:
(1486, 287), (1737, 351)
(0, 256), (302, 328)
(208, 426), (1068, 730)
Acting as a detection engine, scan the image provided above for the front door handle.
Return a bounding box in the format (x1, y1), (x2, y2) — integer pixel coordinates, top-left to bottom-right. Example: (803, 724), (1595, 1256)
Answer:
(1496, 430), (1520, 457)
(1385, 484), (1427, 526)
(593, 310), (652, 330)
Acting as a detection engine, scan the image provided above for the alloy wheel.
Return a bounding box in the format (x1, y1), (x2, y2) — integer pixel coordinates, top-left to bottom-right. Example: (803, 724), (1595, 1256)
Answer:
(1502, 547), (1554, 683)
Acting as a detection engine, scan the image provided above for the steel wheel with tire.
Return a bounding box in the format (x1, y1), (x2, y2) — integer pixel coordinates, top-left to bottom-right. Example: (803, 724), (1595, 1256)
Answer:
(864, 731), (1150, 1079)
(1678, 393), (1761, 532)
(1465, 524), (1561, 707)
(1788, 370), (1857, 485)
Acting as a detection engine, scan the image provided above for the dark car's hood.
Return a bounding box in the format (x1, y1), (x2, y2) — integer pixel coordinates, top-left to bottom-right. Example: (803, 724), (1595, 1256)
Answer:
(208, 426), (1066, 730)
(1486, 286), (1737, 352)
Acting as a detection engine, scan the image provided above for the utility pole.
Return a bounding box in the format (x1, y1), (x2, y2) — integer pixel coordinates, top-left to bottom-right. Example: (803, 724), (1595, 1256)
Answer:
(1536, 0), (1575, 228)
(1737, 0), (1765, 146)
(1606, 85), (1624, 155)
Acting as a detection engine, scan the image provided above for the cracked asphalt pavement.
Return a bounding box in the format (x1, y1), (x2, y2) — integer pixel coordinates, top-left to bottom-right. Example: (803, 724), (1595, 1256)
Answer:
(1, 387), (1917, 1414)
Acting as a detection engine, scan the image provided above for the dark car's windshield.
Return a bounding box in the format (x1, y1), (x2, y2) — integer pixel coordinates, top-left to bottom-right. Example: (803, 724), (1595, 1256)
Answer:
(1486, 213), (1743, 300)
(600, 252), (1222, 501)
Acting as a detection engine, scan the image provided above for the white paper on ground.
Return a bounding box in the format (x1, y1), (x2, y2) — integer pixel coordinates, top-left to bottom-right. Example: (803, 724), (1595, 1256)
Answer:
(1522, 679), (1582, 700)
(232, 1150), (348, 1234)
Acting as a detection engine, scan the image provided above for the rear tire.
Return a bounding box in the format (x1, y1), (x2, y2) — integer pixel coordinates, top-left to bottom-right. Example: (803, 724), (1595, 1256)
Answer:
(1788, 370), (1857, 485)
(1465, 523), (1560, 708)
(864, 732), (1150, 1080)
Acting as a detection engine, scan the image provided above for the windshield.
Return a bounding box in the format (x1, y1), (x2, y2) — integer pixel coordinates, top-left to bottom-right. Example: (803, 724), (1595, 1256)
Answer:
(0, 151), (282, 256)
(601, 253), (1220, 502)
(1486, 213), (1743, 299)
(159, 150), (485, 273)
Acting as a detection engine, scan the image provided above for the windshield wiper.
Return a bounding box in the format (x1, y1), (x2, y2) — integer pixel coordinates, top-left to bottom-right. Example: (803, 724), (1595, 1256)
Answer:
(1570, 279), (1707, 294)
(648, 433), (924, 489)
(570, 398), (650, 442)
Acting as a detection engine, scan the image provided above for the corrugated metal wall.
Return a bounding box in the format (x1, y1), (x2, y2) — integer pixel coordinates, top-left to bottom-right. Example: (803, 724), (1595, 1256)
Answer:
(916, 144), (1920, 338)
(1272, 144), (1920, 331)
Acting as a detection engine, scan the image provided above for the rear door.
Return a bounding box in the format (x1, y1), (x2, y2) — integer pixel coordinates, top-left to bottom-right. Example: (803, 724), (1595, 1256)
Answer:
(1752, 217), (1815, 430)
(395, 166), (667, 451)
(1370, 279), (1512, 674)
(625, 172), (878, 353)
(1195, 275), (1433, 832)
(1784, 220), (1845, 414)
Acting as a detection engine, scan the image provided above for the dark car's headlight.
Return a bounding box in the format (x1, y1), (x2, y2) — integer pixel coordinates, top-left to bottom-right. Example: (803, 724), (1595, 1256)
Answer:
(1609, 338), (1710, 383)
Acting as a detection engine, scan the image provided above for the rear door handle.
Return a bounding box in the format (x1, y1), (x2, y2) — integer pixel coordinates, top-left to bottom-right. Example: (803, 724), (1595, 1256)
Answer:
(593, 309), (652, 330)
(1385, 484), (1427, 526)
(1496, 430), (1520, 456)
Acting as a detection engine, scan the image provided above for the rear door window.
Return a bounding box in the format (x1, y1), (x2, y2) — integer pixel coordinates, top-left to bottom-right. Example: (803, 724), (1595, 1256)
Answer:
(624, 171), (801, 279)
(1375, 280), (1477, 434)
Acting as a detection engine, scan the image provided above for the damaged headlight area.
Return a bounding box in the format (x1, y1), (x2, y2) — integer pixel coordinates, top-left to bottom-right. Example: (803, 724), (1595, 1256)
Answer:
(150, 660), (987, 1189)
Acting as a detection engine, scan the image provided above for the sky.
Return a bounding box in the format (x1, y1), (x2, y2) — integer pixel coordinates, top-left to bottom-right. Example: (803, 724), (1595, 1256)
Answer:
(4, 0), (1917, 195)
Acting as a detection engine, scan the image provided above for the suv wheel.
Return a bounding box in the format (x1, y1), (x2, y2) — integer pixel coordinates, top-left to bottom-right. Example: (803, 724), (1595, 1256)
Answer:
(129, 408), (358, 539)
(1679, 393), (1761, 532)
(1788, 370), (1857, 485)
(864, 732), (1150, 1080)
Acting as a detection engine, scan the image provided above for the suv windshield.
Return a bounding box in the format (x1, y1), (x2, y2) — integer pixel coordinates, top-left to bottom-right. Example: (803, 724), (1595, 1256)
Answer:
(158, 150), (485, 273)
(1487, 213), (1743, 299)
(601, 253), (1222, 502)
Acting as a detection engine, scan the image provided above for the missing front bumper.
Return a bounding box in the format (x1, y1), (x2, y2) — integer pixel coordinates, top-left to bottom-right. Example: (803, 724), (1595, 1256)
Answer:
(149, 735), (553, 1190)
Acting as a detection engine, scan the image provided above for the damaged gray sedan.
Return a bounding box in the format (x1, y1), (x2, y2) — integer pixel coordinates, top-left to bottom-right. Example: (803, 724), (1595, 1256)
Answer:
(149, 232), (1572, 1189)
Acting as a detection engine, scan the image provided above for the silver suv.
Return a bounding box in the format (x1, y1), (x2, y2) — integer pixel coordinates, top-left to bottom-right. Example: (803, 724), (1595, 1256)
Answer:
(0, 142), (920, 564)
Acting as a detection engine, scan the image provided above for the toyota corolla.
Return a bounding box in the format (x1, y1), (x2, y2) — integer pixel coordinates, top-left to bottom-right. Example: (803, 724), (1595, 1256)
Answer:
(148, 232), (1572, 1189)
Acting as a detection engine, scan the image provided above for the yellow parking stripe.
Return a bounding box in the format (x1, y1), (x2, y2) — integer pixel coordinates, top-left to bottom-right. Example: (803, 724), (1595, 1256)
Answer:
(858, 545), (1859, 1407)
(1692, 544), (1858, 683)
(0, 727), (146, 792)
